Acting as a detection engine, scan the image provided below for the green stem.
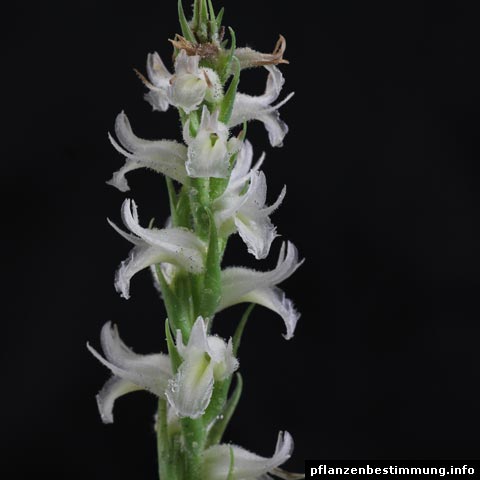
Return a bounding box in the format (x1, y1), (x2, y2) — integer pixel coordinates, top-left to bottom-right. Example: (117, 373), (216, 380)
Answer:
(181, 417), (206, 479)
(166, 177), (180, 227)
(157, 399), (176, 480)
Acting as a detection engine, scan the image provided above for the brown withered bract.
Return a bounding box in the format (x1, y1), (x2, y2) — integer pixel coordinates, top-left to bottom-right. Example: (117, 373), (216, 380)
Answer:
(169, 34), (220, 58)
(234, 35), (289, 69)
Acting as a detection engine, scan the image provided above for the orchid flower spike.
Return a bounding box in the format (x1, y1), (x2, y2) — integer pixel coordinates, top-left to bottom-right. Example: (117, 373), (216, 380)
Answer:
(139, 50), (222, 114)
(202, 431), (304, 480)
(109, 199), (206, 299)
(229, 66), (294, 148)
(107, 111), (188, 192)
(183, 106), (242, 178)
(87, 322), (172, 424)
(213, 141), (286, 259)
(97, 1), (303, 475)
(217, 242), (304, 340)
(166, 317), (238, 419)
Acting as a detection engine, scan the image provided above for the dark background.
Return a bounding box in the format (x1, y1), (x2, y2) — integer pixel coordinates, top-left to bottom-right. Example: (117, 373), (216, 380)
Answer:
(3, 1), (480, 478)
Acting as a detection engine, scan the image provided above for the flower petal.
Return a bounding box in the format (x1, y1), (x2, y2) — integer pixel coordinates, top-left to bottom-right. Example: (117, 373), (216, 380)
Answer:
(217, 242), (303, 338)
(147, 52), (172, 88)
(144, 52), (172, 111)
(96, 377), (142, 424)
(167, 318), (238, 418)
(174, 49), (200, 76)
(175, 316), (210, 358)
(229, 67), (293, 147)
(230, 140), (254, 184)
(241, 287), (300, 340)
(166, 350), (214, 419)
(203, 431), (295, 480)
(87, 322), (172, 422)
(112, 199), (205, 298)
(107, 112), (188, 190)
(185, 107), (231, 178)
(88, 322), (171, 393)
(234, 172), (285, 259)
(219, 242), (303, 307)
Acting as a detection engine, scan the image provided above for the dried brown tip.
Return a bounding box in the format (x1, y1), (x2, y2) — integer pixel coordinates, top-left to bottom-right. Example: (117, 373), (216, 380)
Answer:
(133, 68), (155, 89)
(235, 35), (290, 69)
(272, 468), (305, 480)
(273, 35), (289, 65)
(169, 34), (220, 59)
(202, 70), (213, 88)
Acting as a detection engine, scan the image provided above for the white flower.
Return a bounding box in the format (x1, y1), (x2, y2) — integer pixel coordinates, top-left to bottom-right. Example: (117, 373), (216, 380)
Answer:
(202, 431), (304, 480)
(166, 317), (238, 419)
(87, 322), (172, 424)
(229, 66), (294, 148)
(110, 199), (205, 299)
(107, 111), (188, 191)
(213, 141), (286, 259)
(169, 51), (208, 113)
(183, 106), (242, 178)
(217, 242), (303, 340)
(141, 50), (222, 114)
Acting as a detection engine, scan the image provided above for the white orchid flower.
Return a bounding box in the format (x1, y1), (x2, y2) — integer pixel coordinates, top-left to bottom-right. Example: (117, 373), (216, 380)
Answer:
(141, 50), (222, 114)
(107, 111), (188, 192)
(203, 431), (304, 480)
(229, 66), (294, 148)
(87, 322), (172, 424)
(109, 199), (206, 299)
(213, 141), (286, 259)
(184, 106), (242, 178)
(166, 317), (238, 419)
(217, 242), (303, 340)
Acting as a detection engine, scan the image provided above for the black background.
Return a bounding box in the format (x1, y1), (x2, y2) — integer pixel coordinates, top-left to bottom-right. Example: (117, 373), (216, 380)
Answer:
(3, 1), (480, 478)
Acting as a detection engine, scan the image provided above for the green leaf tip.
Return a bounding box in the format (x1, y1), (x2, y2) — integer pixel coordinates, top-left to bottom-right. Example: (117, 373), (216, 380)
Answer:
(233, 304), (255, 355)
(165, 318), (182, 373)
(178, 0), (196, 43)
(219, 55), (240, 124)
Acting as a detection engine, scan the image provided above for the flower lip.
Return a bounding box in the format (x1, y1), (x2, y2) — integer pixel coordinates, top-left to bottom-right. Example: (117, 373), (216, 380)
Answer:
(184, 106), (238, 179)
